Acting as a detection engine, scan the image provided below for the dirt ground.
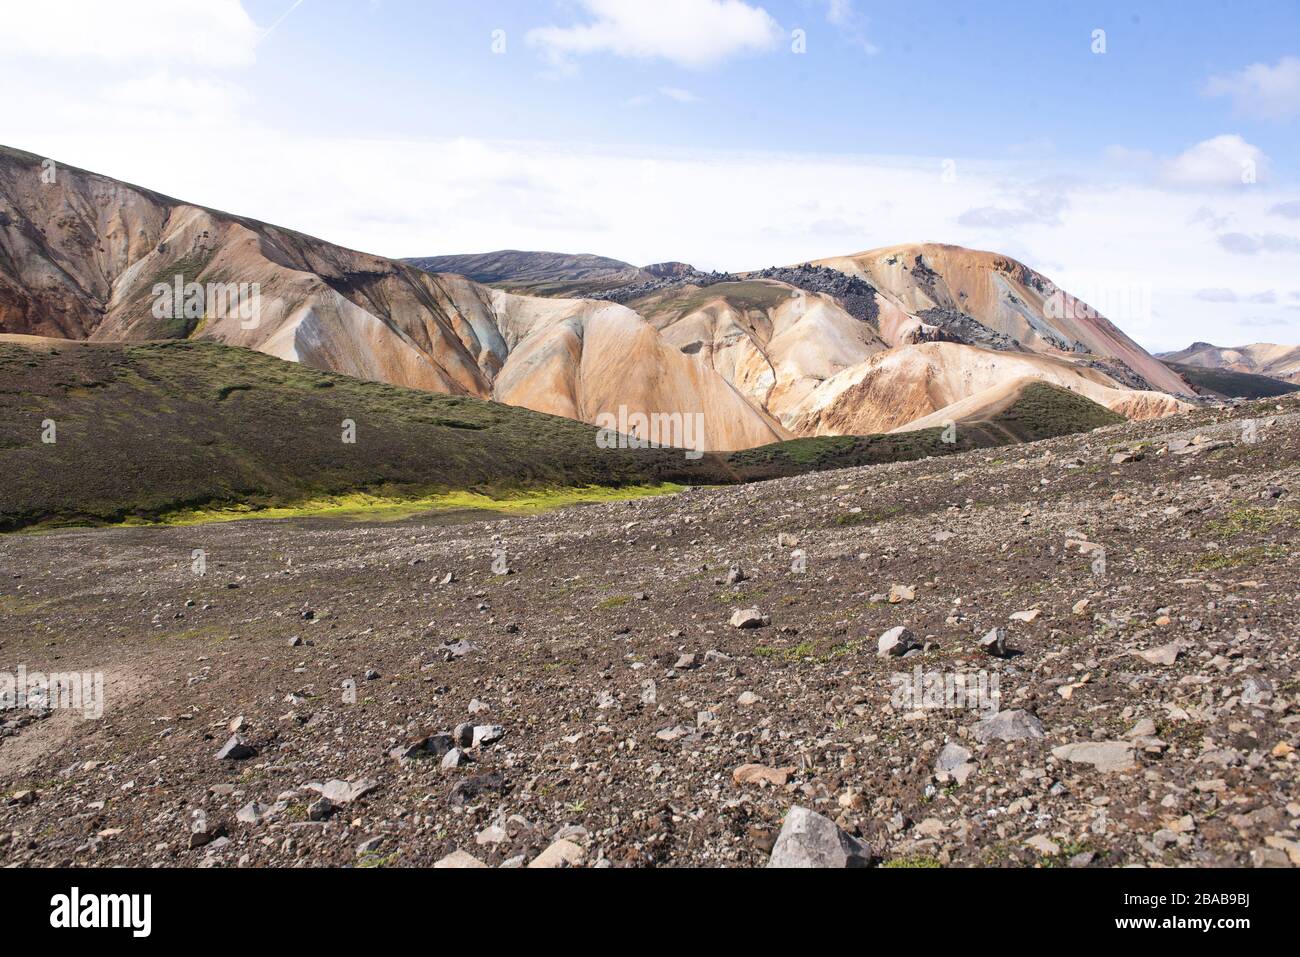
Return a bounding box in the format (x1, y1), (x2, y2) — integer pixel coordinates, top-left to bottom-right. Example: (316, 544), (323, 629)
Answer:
(1, 396), (1297, 868)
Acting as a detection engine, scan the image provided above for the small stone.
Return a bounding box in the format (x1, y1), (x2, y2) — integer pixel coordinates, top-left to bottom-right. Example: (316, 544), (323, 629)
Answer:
(307, 797), (333, 821)
(236, 801), (272, 825)
(877, 626), (917, 658)
(1130, 642), (1185, 666)
(1026, 835), (1060, 856)
(308, 778), (378, 805)
(215, 735), (256, 761)
(433, 850), (487, 868)
(730, 608), (769, 629)
(673, 653), (699, 670)
(733, 763), (795, 787)
(1052, 741), (1137, 773)
(971, 710), (1045, 744)
(737, 691), (761, 707)
(978, 627), (1008, 658)
(528, 839), (587, 868)
(1010, 609), (1041, 623)
(888, 584), (916, 604)
(441, 748), (469, 769)
(471, 725), (504, 747)
(935, 743), (973, 774)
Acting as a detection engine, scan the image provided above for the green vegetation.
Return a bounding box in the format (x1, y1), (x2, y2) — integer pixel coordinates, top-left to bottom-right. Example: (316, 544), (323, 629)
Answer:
(991, 381), (1125, 439)
(753, 641), (817, 661)
(882, 855), (942, 868)
(1208, 505), (1300, 538)
(115, 485), (682, 529)
(1193, 545), (1286, 572)
(0, 339), (725, 531)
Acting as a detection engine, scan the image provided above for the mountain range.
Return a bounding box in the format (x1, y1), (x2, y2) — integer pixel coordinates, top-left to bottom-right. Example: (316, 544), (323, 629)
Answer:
(1159, 341), (1300, 385)
(0, 144), (1196, 457)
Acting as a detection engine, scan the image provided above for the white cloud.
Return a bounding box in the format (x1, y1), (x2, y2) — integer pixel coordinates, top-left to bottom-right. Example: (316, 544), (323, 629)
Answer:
(1216, 232), (1300, 256)
(1207, 56), (1300, 120)
(1162, 135), (1269, 187)
(0, 0), (262, 68)
(820, 0), (878, 55)
(526, 0), (782, 71)
(658, 87), (701, 103)
(957, 190), (1067, 229)
(1271, 200), (1300, 219)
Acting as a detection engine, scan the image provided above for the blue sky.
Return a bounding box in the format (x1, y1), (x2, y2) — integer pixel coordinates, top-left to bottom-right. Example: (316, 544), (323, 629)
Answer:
(237, 0), (1300, 162)
(3, 0), (1298, 350)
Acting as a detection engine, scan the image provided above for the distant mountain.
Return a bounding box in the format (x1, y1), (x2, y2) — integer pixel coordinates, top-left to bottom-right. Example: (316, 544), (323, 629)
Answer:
(810, 243), (1191, 397)
(403, 250), (650, 298)
(1159, 341), (1300, 385)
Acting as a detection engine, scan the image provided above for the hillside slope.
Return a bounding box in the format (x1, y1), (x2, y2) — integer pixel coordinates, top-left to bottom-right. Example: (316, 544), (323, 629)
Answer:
(0, 336), (733, 530)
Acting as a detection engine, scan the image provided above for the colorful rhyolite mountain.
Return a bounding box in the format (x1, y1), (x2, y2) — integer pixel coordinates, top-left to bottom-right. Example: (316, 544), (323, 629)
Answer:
(1160, 342), (1300, 385)
(0, 144), (1190, 451)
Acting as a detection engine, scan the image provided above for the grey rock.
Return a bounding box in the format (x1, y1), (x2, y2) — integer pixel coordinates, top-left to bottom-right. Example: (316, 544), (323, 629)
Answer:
(471, 724), (504, 747)
(1051, 741), (1137, 773)
(978, 626), (1008, 657)
(730, 608), (770, 629)
(767, 806), (871, 868)
(935, 743), (973, 774)
(877, 626), (917, 658)
(971, 709), (1045, 744)
(215, 735), (256, 761)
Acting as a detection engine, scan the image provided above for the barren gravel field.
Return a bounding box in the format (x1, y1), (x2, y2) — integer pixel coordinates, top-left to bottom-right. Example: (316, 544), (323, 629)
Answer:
(1, 396), (1297, 869)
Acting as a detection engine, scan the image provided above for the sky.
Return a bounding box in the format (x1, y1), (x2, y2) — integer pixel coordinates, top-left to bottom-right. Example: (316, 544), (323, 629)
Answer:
(1, 0), (1298, 352)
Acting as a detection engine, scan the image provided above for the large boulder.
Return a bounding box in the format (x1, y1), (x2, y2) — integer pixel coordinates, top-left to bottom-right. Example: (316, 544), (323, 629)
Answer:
(767, 806), (871, 868)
